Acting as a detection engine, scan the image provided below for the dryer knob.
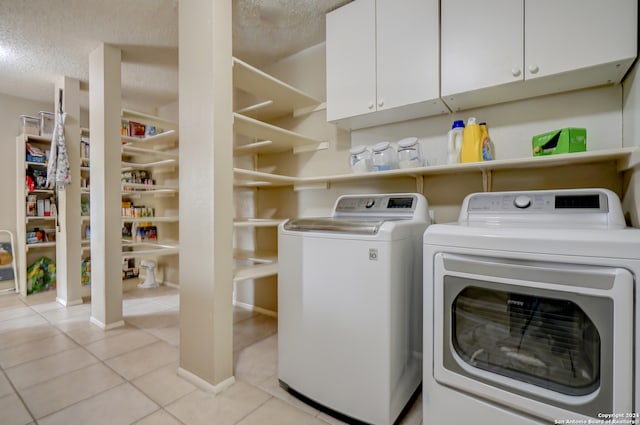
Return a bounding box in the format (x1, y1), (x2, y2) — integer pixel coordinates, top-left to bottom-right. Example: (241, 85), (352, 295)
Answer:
(514, 195), (532, 209)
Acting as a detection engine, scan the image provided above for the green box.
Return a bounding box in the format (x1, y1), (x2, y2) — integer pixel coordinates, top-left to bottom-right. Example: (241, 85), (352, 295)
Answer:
(532, 128), (586, 156)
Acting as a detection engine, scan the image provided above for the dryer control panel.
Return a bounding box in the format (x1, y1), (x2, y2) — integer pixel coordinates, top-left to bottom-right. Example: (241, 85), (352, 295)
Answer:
(468, 192), (608, 212)
(460, 189), (625, 228)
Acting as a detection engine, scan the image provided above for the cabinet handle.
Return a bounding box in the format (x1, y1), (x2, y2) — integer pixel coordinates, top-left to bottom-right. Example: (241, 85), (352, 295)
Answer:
(368, 102), (374, 110)
(511, 67), (521, 77)
(378, 100), (384, 108)
(528, 65), (539, 74)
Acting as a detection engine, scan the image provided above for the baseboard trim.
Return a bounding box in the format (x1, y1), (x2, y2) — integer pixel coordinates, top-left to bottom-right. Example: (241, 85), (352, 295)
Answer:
(177, 367), (236, 394)
(89, 316), (125, 330)
(56, 297), (83, 307)
(233, 300), (277, 318)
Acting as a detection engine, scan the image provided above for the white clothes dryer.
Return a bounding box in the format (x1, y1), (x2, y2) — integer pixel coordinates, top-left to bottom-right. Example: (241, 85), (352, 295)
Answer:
(423, 188), (640, 424)
(279, 193), (429, 425)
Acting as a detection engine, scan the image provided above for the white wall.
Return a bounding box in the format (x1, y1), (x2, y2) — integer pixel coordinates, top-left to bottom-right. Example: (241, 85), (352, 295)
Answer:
(621, 59), (640, 225)
(0, 93), (54, 238)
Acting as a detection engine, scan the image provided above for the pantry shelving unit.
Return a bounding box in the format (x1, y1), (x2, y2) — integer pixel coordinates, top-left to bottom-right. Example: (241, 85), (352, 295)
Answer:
(120, 110), (179, 285)
(80, 128), (91, 290)
(15, 133), (57, 296)
(232, 57), (325, 305)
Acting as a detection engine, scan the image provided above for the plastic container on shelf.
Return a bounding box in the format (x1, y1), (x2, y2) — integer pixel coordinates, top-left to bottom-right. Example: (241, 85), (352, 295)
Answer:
(397, 137), (423, 169)
(20, 115), (40, 136)
(371, 141), (397, 171)
(39, 112), (54, 138)
(349, 145), (372, 173)
(447, 120), (465, 164)
(461, 117), (483, 163)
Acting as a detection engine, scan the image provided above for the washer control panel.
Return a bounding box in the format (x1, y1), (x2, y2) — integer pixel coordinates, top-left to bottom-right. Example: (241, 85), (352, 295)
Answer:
(335, 195), (416, 213)
(331, 193), (429, 222)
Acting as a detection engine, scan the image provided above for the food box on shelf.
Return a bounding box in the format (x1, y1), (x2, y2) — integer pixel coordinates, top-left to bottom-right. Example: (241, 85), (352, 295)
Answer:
(532, 128), (586, 156)
(26, 143), (47, 163)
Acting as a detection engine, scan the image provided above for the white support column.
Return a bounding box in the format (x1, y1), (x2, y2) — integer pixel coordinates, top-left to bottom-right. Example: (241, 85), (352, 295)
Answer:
(89, 44), (124, 329)
(55, 77), (83, 307)
(177, 0), (235, 391)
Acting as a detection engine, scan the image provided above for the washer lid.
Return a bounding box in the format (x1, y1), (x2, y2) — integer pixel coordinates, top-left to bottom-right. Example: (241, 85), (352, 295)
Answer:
(283, 217), (385, 235)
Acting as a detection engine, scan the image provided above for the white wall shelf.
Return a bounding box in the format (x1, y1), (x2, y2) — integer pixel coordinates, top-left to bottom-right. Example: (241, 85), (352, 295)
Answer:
(121, 108), (177, 127)
(26, 241), (56, 251)
(233, 113), (328, 154)
(233, 262), (278, 283)
(25, 216), (56, 223)
(234, 147), (640, 192)
(121, 240), (179, 259)
(121, 145), (178, 160)
(122, 216), (179, 223)
(232, 57), (321, 121)
(121, 129), (178, 148)
(233, 168), (298, 187)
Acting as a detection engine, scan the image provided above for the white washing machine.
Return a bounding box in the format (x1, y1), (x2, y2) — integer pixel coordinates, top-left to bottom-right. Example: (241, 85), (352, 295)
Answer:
(423, 188), (640, 424)
(278, 193), (429, 425)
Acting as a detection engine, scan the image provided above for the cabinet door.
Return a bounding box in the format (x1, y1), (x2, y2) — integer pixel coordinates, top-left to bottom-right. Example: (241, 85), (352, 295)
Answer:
(441, 0), (524, 97)
(326, 0), (376, 122)
(376, 0), (440, 111)
(525, 0), (637, 80)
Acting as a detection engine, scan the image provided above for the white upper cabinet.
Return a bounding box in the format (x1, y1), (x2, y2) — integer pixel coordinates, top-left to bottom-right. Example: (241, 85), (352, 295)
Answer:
(326, 0), (376, 123)
(326, 0), (448, 129)
(442, 0), (637, 111)
(525, 0), (636, 80)
(441, 0), (523, 95)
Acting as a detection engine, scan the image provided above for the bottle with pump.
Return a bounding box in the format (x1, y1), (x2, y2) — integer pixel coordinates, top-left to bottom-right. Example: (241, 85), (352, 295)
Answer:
(447, 120), (465, 164)
(461, 117), (483, 163)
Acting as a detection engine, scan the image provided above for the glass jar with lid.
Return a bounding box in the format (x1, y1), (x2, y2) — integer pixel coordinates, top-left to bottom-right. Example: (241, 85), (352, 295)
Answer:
(371, 141), (397, 171)
(397, 137), (423, 169)
(349, 145), (372, 173)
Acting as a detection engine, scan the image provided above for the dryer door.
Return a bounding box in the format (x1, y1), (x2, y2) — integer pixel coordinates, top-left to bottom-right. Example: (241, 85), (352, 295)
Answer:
(432, 253), (634, 421)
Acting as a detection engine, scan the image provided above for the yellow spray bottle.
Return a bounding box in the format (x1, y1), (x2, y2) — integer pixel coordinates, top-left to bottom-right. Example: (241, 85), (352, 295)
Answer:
(461, 117), (482, 163)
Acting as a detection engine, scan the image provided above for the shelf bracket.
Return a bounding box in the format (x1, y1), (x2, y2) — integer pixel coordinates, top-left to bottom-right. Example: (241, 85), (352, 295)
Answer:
(482, 169), (493, 192)
(415, 175), (424, 193)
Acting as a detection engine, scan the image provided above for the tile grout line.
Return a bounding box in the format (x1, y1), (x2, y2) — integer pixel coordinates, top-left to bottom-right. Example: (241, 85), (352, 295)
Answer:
(4, 297), (165, 422)
(0, 365), (37, 424)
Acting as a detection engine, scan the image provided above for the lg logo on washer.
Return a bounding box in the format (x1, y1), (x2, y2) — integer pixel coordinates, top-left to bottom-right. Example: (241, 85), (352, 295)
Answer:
(369, 248), (378, 261)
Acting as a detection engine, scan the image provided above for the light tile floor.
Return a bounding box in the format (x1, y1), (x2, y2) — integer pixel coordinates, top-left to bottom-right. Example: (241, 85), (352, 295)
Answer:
(0, 286), (422, 425)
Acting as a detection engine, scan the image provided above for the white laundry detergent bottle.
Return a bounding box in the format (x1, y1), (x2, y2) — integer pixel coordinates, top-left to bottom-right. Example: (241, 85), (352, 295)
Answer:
(447, 120), (465, 164)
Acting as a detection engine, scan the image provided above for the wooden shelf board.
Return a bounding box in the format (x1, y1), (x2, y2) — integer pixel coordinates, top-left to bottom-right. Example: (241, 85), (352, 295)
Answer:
(121, 109), (177, 127)
(121, 145), (178, 160)
(121, 216), (179, 223)
(233, 113), (325, 154)
(121, 129), (178, 147)
(232, 57), (321, 120)
(26, 241), (56, 251)
(233, 262), (278, 283)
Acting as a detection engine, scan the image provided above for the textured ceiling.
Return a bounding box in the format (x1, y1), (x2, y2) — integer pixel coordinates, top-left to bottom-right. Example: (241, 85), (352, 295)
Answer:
(0, 0), (349, 111)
